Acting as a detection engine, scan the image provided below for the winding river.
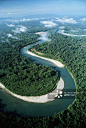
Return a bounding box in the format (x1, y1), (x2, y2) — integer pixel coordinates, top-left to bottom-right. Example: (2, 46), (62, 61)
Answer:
(57, 30), (86, 37)
(0, 32), (76, 117)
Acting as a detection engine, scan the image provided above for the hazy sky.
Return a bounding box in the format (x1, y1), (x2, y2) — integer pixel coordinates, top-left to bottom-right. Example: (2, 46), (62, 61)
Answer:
(0, 0), (86, 17)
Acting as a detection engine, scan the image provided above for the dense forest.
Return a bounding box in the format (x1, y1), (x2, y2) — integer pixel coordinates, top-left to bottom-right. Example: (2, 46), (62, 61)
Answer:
(28, 29), (86, 127)
(0, 22), (59, 96)
(63, 24), (86, 35)
(31, 32), (86, 88)
(0, 19), (86, 127)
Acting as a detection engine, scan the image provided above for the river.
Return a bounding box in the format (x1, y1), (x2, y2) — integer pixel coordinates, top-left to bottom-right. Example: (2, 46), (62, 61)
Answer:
(57, 30), (86, 37)
(0, 32), (76, 117)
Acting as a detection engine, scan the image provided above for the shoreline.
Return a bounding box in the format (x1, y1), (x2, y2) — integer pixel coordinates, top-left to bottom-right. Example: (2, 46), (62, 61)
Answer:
(62, 30), (86, 37)
(31, 48), (44, 55)
(0, 77), (64, 103)
(26, 50), (64, 68)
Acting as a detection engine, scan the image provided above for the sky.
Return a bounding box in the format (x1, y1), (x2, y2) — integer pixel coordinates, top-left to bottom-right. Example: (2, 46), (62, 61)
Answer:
(0, 0), (86, 18)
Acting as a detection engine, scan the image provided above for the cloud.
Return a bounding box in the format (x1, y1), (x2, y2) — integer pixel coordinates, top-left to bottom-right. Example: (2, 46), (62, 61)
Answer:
(12, 20), (19, 23)
(7, 13), (17, 15)
(80, 17), (86, 21)
(20, 18), (41, 21)
(59, 26), (65, 29)
(11, 17), (46, 23)
(55, 17), (77, 24)
(18, 25), (27, 32)
(20, 18), (32, 21)
(40, 21), (57, 27)
(11, 18), (38, 22)
(7, 13), (11, 15)
(7, 33), (19, 39)
(35, 32), (50, 41)
(6, 24), (15, 27)
(39, 35), (48, 41)
(40, 18), (45, 19)
(7, 34), (12, 37)
(12, 25), (27, 33)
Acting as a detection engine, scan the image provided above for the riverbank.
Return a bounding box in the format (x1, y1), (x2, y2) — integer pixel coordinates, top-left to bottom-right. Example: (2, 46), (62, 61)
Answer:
(26, 50), (64, 68)
(31, 48), (44, 55)
(0, 77), (64, 103)
(62, 30), (86, 37)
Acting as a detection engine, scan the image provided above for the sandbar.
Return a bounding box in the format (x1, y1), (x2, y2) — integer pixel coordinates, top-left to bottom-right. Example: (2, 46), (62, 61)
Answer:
(0, 77), (64, 103)
(62, 30), (86, 37)
(26, 50), (64, 68)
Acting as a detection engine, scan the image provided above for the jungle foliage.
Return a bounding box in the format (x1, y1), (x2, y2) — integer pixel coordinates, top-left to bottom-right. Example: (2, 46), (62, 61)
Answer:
(0, 22), (59, 96)
(0, 19), (86, 128)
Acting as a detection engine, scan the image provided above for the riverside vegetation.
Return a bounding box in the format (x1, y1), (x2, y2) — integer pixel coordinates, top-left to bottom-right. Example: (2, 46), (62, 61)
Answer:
(0, 24), (59, 96)
(0, 19), (86, 127)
